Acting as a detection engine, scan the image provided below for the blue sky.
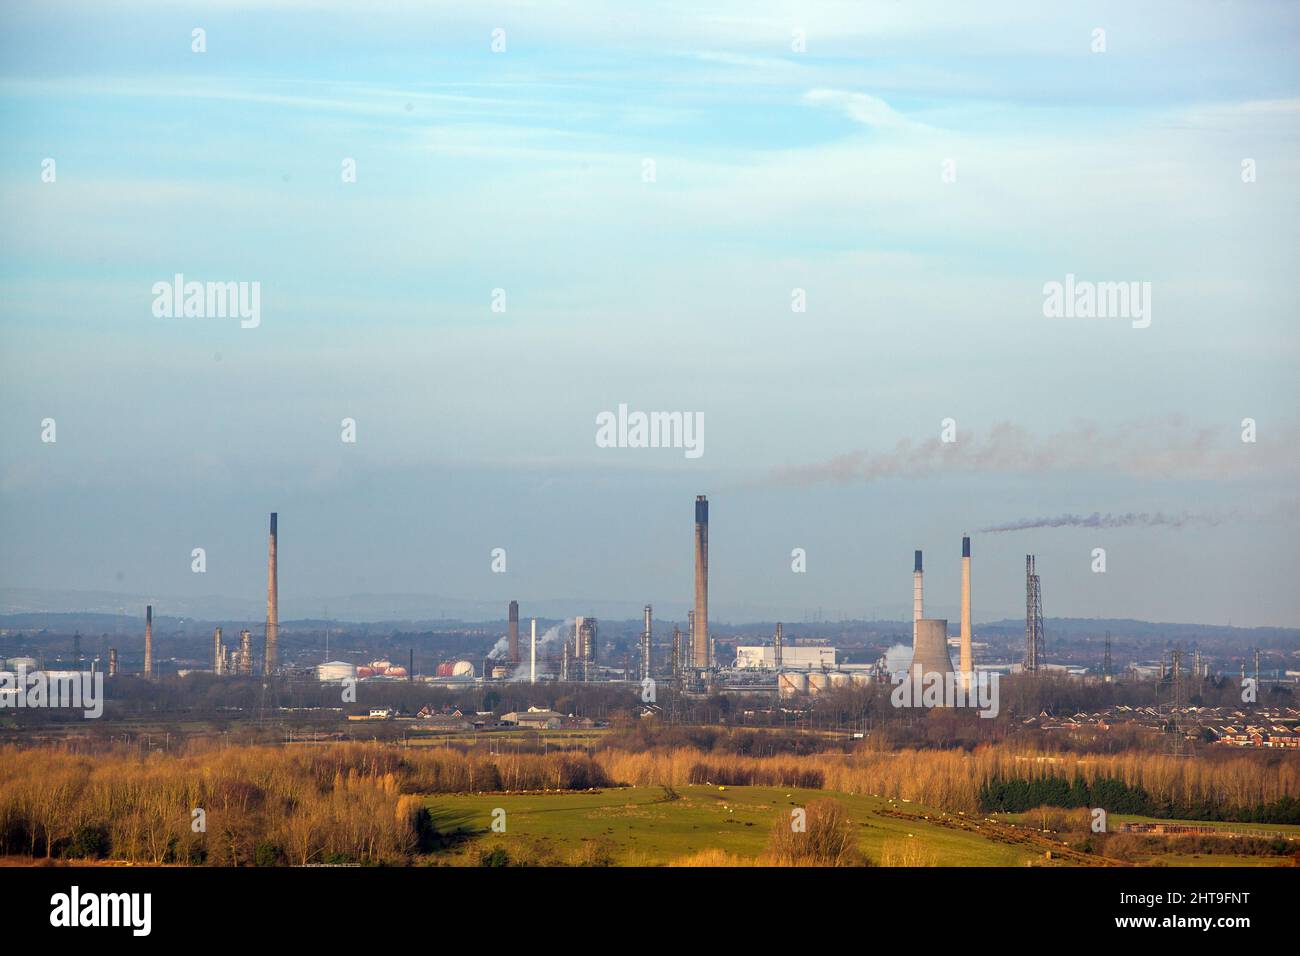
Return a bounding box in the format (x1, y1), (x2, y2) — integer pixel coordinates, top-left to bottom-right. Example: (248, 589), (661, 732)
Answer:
(1, 1), (1297, 626)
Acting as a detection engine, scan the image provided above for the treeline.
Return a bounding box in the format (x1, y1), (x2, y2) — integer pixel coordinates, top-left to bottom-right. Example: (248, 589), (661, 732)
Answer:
(594, 743), (1300, 821)
(0, 742), (611, 865)
(979, 773), (1300, 823)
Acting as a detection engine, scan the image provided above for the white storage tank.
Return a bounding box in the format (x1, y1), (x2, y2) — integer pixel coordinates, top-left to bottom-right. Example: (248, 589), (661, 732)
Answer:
(317, 661), (356, 682)
(778, 671), (808, 698)
(452, 660), (475, 678)
(806, 672), (830, 695)
(828, 671), (852, 690)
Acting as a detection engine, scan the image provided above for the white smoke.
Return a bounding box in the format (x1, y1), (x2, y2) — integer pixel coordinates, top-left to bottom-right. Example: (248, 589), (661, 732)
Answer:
(883, 642), (911, 679)
(499, 619), (573, 680)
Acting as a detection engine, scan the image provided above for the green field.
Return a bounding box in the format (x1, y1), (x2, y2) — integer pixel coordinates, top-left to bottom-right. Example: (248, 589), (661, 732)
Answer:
(423, 785), (1067, 866)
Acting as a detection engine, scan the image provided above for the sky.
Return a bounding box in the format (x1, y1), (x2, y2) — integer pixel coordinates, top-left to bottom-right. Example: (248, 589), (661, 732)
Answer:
(1, 1), (1297, 627)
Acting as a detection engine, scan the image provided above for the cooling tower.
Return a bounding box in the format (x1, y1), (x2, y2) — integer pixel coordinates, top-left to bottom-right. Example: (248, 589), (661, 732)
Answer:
(960, 535), (973, 690)
(908, 618), (954, 677)
(508, 600), (520, 663)
(143, 605), (153, 678)
(693, 495), (709, 668)
(264, 512), (278, 674)
(912, 550), (923, 646)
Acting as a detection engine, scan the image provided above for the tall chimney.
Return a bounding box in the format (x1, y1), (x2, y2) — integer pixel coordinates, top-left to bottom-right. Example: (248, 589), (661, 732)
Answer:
(693, 495), (709, 669)
(143, 605), (153, 678)
(214, 627), (224, 676)
(912, 551), (923, 647)
(508, 600), (520, 663)
(641, 604), (653, 681)
(264, 512), (278, 675)
(108, 648), (118, 678)
(774, 622), (783, 669)
(530, 618), (537, 684)
(960, 536), (973, 690)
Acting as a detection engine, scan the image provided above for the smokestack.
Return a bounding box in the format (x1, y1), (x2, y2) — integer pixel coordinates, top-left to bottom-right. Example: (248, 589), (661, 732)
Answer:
(693, 495), (709, 669)
(108, 648), (118, 678)
(960, 536), (973, 690)
(912, 551), (923, 647)
(774, 622), (783, 669)
(508, 601), (520, 663)
(530, 618), (537, 684)
(641, 605), (652, 681)
(264, 512), (278, 675)
(214, 627), (224, 676)
(143, 605), (153, 678)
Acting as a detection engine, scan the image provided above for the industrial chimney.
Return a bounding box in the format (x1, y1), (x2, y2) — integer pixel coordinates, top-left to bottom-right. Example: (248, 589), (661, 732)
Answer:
(959, 536), (973, 690)
(264, 512), (278, 675)
(143, 605), (154, 678)
(912, 551), (923, 647)
(774, 622), (783, 669)
(214, 627), (224, 676)
(508, 600), (520, 664)
(530, 618), (537, 684)
(641, 605), (653, 681)
(108, 648), (118, 678)
(693, 495), (709, 669)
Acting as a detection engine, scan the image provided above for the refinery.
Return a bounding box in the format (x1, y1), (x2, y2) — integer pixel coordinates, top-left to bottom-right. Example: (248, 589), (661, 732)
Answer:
(59, 493), (1255, 705)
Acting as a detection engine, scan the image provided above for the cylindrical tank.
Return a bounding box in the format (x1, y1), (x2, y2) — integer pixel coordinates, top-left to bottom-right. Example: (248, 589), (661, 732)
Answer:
(370, 659), (392, 674)
(807, 672), (830, 695)
(829, 671), (852, 689)
(778, 671), (808, 698)
(316, 661), (356, 682)
(356, 666), (375, 679)
(9, 656), (37, 671)
(452, 660), (475, 678)
(436, 662), (455, 677)
(851, 672), (872, 687)
(386, 665), (408, 679)
(490, 665), (510, 679)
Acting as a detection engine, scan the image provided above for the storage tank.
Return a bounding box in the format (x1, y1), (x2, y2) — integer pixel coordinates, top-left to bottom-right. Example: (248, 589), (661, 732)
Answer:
(386, 665), (408, 679)
(436, 662), (455, 678)
(9, 656), (37, 671)
(452, 660), (475, 678)
(316, 661), (356, 682)
(490, 665), (510, 679)
(806, 672), (830, 695)
(851, 672), (872, 688)
(356, 666), (375, 679)
(370, 659), (392, 674)
(778, 671), (808, 698)
(829, 671), (852, 690)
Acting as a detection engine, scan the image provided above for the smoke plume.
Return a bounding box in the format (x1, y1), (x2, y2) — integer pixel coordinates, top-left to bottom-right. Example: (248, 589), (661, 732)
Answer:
(977, 511), (1225, 534)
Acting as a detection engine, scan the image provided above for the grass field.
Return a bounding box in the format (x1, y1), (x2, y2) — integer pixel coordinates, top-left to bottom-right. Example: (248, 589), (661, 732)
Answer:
(423, 785), (1067, 866)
